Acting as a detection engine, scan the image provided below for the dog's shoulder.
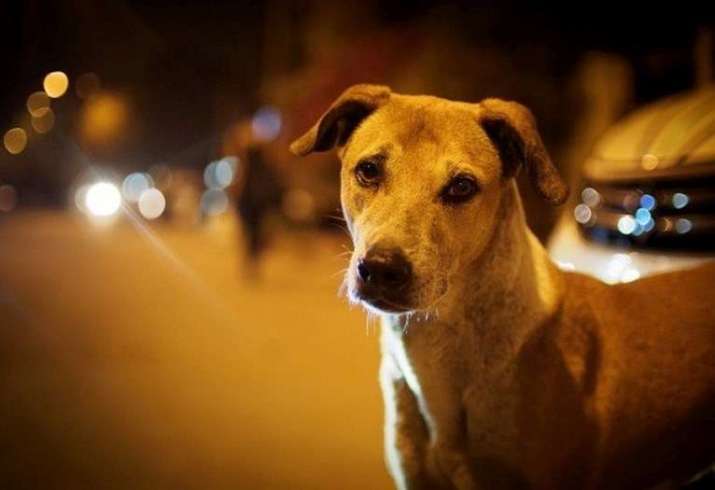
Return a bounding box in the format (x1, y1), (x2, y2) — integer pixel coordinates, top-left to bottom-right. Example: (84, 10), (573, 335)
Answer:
(513, 271), (607, 395)
(564, 262), (715, 398)
(557, 270), (611, 330)
(559, 261), (715, 327)
(541, 263), (715, 391)
(610, 261), (715, 334)
(615, 260), (715, 303)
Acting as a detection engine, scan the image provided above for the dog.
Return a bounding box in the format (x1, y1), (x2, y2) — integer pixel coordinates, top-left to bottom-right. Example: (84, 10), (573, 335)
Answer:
(290, 84), (715, 490)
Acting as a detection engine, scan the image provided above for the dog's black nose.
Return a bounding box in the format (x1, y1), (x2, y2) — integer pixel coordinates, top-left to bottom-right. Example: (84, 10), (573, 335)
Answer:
(357, 247), (412, 291)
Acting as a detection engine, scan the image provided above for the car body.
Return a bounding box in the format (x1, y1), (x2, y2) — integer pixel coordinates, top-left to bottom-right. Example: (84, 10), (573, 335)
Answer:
(549, 86), (715, 282)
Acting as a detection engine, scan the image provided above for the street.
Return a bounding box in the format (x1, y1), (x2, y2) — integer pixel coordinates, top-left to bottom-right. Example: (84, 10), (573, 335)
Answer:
(0, 211), (391, 489)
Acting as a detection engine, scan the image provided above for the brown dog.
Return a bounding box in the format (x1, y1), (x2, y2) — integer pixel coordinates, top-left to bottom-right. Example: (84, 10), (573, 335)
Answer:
(291, 84), (715, 489)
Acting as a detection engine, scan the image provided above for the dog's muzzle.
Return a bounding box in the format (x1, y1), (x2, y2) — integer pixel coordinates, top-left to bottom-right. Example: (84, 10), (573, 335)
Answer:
(354, 245), (413, 313)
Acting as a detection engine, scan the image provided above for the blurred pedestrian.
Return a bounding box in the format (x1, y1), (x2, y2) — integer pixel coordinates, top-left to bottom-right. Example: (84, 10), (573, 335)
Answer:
(229, 121), (283, 280)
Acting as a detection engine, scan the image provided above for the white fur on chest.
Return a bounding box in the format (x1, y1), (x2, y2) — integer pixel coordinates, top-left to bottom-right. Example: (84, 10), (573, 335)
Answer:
(381, 314), (521, 444)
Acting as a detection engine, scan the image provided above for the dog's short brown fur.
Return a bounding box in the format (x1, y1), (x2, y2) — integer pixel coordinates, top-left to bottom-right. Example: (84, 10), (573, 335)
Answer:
(291, 84), (715, 489)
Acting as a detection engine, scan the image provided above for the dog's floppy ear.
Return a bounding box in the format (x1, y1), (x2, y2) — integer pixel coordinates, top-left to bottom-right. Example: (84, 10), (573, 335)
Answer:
(290, 84), (391, 156)
(479, 98), (568, 205)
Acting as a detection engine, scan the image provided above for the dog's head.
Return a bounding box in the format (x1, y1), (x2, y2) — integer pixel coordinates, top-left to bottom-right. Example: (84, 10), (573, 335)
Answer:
(291, 84), (567, 315)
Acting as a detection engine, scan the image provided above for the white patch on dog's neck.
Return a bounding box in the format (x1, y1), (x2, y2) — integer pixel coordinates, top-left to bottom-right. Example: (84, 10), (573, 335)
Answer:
(463, 183), (562, 335)
(525, 227), (562, 318)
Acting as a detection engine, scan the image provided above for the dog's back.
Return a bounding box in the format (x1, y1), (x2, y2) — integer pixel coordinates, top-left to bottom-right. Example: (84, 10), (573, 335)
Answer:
(558, 262), (715, 488)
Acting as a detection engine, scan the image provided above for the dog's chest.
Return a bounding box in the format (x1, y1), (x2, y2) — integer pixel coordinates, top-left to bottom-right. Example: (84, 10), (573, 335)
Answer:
(383, 319), (521, 452)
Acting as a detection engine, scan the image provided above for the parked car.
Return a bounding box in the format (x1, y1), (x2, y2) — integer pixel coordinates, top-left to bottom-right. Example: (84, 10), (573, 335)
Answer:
(549, 86), (715, 283)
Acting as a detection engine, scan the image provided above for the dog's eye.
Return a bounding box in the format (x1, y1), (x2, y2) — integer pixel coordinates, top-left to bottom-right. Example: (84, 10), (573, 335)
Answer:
(355, 159), (383, 186)
(442, 175), (479, 203)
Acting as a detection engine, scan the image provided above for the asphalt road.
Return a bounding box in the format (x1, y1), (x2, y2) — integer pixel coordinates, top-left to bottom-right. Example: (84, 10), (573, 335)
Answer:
(0, 211), (391, 490)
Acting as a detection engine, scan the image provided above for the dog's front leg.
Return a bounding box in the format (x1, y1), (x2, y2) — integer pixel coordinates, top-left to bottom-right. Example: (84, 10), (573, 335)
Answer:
(380, 355), (441, 490)
(430, 437), (478, 490)
(426, 394), (479, 490)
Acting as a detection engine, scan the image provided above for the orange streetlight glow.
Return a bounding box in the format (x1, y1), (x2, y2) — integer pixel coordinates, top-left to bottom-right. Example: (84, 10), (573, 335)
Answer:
(3, 128), (28, 155)
(43, 71), (69, 98)
(80, 93), (129, 146)
(31, 108), (55, 134)
(26, 91), (50, 117)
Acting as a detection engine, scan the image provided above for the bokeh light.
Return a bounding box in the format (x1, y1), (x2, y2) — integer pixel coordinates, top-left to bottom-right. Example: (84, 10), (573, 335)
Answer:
(251, 106), (282, 142)
(675, 218), (692, 234)
(554, 260), (575, 271)
(640, 194), (656, 211)
(80, 93), (129, 146)
(200, 189), (229, 216)
(204, 157), (237, 189)
(602, 253), (641, 284)
(216, 158), (236, 186)
(573, 204), (593, 225)
(31, 108), (55, 134)
(204, 161), (220, 189)
(657, 217), (673, 232)
(621, 268), (641, 283)
(138, 188), (166, 219)
(641, 153), (659, 171)
(26, 91), (51, 117)
(122, 173), (154, 202)
(0, 184), (18, 212)
(85, 182), (122, 217)
(580, 187), (600, 207)
(634, 208), (651, 226)
(617, 215), (637, 235)
(43, 71), (69, 98)
(672, 192), (689, 209)
(3, 128), (28, 155)
(630, 222), (645, 237)
(642, 218), (655, 232)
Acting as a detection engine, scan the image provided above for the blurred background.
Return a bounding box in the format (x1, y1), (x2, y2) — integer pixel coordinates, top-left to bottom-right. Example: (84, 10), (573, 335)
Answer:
(1, 1), (713, 489)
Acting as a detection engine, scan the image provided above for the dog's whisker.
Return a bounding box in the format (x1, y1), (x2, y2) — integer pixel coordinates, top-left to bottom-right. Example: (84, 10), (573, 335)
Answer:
(331, 267), (349, 279)
(325, 213), (347, 223)
(327, 223), (350, 237)
(400, 312), (415, 334)
(413, 288), (449, 319)
(337, 277), (349, 299)
(365, 310), (380, 337)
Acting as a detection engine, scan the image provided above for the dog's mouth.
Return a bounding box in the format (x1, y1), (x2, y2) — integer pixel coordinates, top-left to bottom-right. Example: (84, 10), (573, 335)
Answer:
(359, 295), (413, 314)
(350, 281), (414, 314)
(350, 275), (450, 315)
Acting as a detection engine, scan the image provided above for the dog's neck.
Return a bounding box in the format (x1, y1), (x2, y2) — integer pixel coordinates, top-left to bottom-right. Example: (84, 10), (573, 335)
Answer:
(459, 181), (563, 330)
(389, 182), (564, 361)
